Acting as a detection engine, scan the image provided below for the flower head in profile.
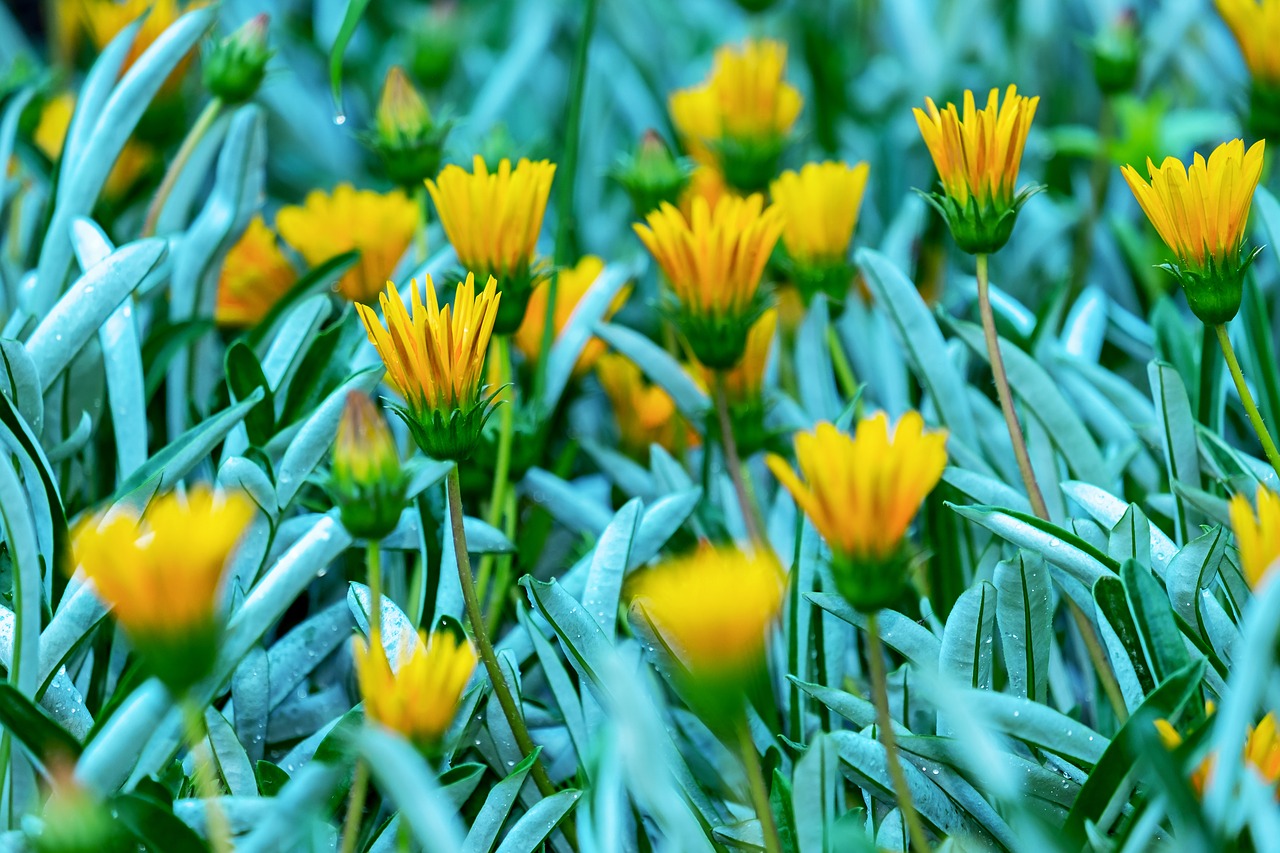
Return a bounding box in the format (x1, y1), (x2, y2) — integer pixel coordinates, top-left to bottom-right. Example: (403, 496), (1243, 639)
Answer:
(427, 156), (556, 334)
(1122, 139), (1265, 325)
(1216, 0), (1280, 137)
(354, 629), (477, 754)
(34, 91), (153, 200)
(634, 194), (783, 369)
(670, 39), (802, 193)
(513, 255), (629, 376)
(770, 161), (870, 307)
(215, 215), (297, 327)
(768, 413), (948, 611)
(277, 184), (418, 305)
(71, 487), (254, 694)
(81, 0), (199, 94)
(370, 66), (450, 187)
(329, 391), (408, 540)
(914, 86), (1041, 254)
(1229, 483), (1280, 588)
(595, 354), (696, 460)
(356, 274), (502, 461)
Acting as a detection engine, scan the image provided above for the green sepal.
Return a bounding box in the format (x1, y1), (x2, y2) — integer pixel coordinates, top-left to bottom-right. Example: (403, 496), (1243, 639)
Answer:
(667, 288), (771, 371)
(130, 622), (221, 698)
(387, 389), (503, 462)
(1159, 244), (1262, 326)
(712, 133), (789, 196)
(777, 252), (855, 313)
(916, 183), (1044, 255)
(365, 118), (453, 189)
(328, 472), (409, 541)
(831, 548), (913, 614)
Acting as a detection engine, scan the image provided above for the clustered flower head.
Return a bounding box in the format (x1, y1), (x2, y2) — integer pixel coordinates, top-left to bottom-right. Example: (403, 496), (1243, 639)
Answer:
(1121, 139), (1265, 325)
(1229, 484), (1280, 588)
(768, 412), (948, 612)
(329, 391), (409, 540)
(215, 215), (297, 327)
(595, 354), (696, 460)
(770, 161), (870, 307)
(634, 194), (783, 370)
(1216, 0), (1280, 138)
(354, 629), (477, 755)
(914, 86), (1041, 255)
(71, 487), (254, 695)
(427, 155), (556, 335)
(513, 255), (629, 376)
(670, 38), (802, 193)
(357, 273), (502, 461)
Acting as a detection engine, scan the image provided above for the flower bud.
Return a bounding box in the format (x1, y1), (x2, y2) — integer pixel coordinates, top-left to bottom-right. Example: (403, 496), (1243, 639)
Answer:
(28, 768), (131, 853)
(330, 391), (409, 539)
(1090, 10), (1140, 96)
(370, 66), (450, 188)
(409, 5), (461, 90)
(611, 131), (694, 218)
(203, 14), (272, 104)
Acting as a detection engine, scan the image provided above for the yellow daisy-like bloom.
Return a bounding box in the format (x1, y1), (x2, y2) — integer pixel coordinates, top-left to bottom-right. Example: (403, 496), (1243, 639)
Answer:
(513, 255), (629, 376)
(669, 39), (802, 192)
(276, 184), (418, 305)
(354, 629), (477, 753)
(914, 86), (1040, 254)
(596, 354), (694, 459)
(767, 413), (948, 611)
(769, 161), (869, 305)
(1158, 707), (1280, 796)
(81, 0), (199, 94)
(426, 156), (556, 334)
(1229, 484), (1280, 588)
(214, 216), (297, 327)
(1217, 0), (1280, 84)
(71, 487), (254, 692)
(34, 92), (153, 200)
(1121, 139), (1265, 324)
(356, 274), (501, 460)
(634, 194), (783, 369)
(678, 165), (733, 220)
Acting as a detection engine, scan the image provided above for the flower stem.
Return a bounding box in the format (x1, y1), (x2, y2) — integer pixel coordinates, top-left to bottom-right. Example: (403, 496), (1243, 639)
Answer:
(866, 611), (930, 853)
(143, 97), (223, 237)
(445, 467), (556, 801)
(975, 254), (1050, 520)
(715, 373), (765, 546)
(1215, 323), (1280, 482)
(366, 541), (384, 651)
(736, 715), (783, 853)
(338, 759), (370, 853)
(826, 322), (859, 406)
(476, 335), (515, 608)
(181, 696), (231, 853)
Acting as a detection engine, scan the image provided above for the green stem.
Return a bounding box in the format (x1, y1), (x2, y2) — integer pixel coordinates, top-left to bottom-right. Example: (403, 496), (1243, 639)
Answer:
(975, 254), (1050, 520)
(866, 612), (931, 853)
(1065, 598), (1128, 724)
(1068, 97), (1114, 297)
(143, 97), (223, 237)
(367, 541), (383, 651)
(825, 322), (859, 408)
(1199, 326), (1222, 432)
(714, 373), (765, 546)
(445, 468), (558, 801)
(414, 184), (430, 265)
(1215, 323), (1280, 481)
(485, 488), (518, 633)
(737, 715), (783, 853)
(339, 759), (370, 853)
(181, 696), (231, 853)
(476, 335), (514, 607)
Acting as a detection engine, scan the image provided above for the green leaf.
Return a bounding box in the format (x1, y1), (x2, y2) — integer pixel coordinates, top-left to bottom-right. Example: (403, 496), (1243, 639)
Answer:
(1094, 575), (1156, 701)
(256, 760), (290, 797)
(994, 552), (1051, 702)
(461, 747), (542, 853)
(225, 341), (275, 447)
(113, 791), (210, 853)
(1121, 558), (1192, 685)
(241, 250), (357, 350)
(142, 319), (217, 401)
(594, 321), (710, 420)
(1148, 360), (1200, 544)
(939, 581), (996, 692)
(328, 0), (374, 120)
(947, 503), (1120, 587)
(1107, 504), (1152, 569)
(0, 682), (81, 767)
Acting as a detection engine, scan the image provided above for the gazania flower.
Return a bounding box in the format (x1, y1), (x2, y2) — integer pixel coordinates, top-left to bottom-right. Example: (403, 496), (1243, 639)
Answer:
(1229, 484), (1280, 588)
(595, 354), (695, 459)
(1158, 707), (1280, 796)
(669, 39), (802, 192)
(329, 391), (408, 540)
(426, 156), (556, 334)
(354, 629), (477, 754)
(679, 165), (732, 219)
(356, 274), (501, 461)
(33, 91), (153, 200)
(633, 194), (783, 370)
(914, 86), (1041, 254)
(1121, 139), (1265, 324)
(1216, 0), (1280, 138)
(767, 413), (948, 611)
(769, 161), (870, 306)
(371, 66), (449, 188)
(81, 0), (199, 95)
(276, 184), (418, 305)
(71, 487), (254, 694)
(513, 255), (629, 376)
(214, 215), (297, 327)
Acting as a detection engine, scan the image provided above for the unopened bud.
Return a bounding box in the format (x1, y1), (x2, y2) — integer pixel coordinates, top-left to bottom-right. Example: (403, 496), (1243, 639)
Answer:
(612, 130), (694, 218)
(330, 391), (408, 540)
(203, 14), (272, 104)
(370, 66), (450, 188)
(1090, 9), (1140, 96)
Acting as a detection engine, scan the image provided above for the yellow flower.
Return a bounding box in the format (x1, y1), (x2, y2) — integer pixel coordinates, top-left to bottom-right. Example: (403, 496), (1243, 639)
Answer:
(767, 413), (947, 611)
(678, 165), (733, 219)
(633, 194), (782, 369)
(1121, 139), (1265, 324)
(513, 255), (629, 376)
(1158, 707), (1280, 796)
(34, 91), (153, 200)
(1217, 0), (1280, 84)
(276, 184), (418, 305)
(354, 629), (477, 753)
(426, 156), (556, 334)
(669, 39), (802, 192)
(81, 0), (199, 94)
(629, 546), (785, 678)
(1229, 484), (1280, 588)
(71, 487), (254, 692)
(330, 391), (407, 540)
(713, 309), (777, 407)
(769, 161), (869, 305)
(356, 274), (501, 460)
(214, 215), (297, 327)
(595, 354), (694, 459)
(914, 86), (1041, 254)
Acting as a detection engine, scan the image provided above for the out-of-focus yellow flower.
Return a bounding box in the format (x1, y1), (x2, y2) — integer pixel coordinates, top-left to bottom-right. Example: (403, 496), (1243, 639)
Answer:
(512, 256), (629, 376)
(214, 215), (297, 327)
(634, 194), (782, 370)
(81, 0), (199, 94)
(678, 165), (732, 219)
(71, 487), (254, 693)
(768, 413), (947, 611)
(1217, 0), (1280, 83)
(596, 354), (695, 459)
(770, 161), (869, 305)
(330, 391), (407, 540)
(354, 629), (476, 754)
(1229, 484), (1280, 588)
(670, 39), (802, 192)
(356, 274), (501, 461)
(276, 184), (418, 305)
(426, 156), (556, 334)
(1158, 707), (1280, 796)
(914, 86), (1041, 254)
(33, 91), (153, 200)
(1122, 140), (1265, 325)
